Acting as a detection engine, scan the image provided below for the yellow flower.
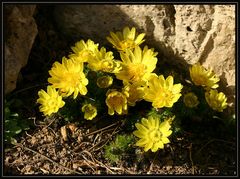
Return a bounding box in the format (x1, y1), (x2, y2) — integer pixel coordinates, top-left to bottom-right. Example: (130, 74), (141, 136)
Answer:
(205, 89), (228, 112)
(106, 26), (145, 51)
(48, 57), (88, 99)
(97, 75), (113, 88)
(116, 46), (158, 84)
(143, 74), (183, 108)
(81, 104), (97, 120)
(105, 89), (128, 115)
(122, 81), (144, 106)
(189, 63), (220, 89)
(69, 39), (99, 63)
(87, 47), (121, 73)
(183, 92), (199, 108)
(37, 86), (65, 116)
(133, 116), (172, 152)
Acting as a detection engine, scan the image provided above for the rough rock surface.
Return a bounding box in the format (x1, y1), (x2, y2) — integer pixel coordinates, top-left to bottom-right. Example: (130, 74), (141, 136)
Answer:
(174, 5), (235, 103)
(4, 5), (38, 94)
(53, 5), (235, 106)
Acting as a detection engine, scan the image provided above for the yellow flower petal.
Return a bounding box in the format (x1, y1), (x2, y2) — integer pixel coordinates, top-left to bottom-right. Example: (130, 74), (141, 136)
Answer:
(105, 90), (128, 115)
(136, 138), (148, 146)
(205, 89), (228, 112)
(161, 137), (170, 144)
(36, 86), (65, 116)
(82, 104), (97, 120)
(189, 63), (220, 89)
(116, 46), (157, 84)
(48, 57), (88, 98)
(133, 116), (172, 153)
(106, 26), (146, 51)
(144, 75), (182, 109)
(135, 123), (148, 133)
(144, 142), (153, 152)
(133, 130), (146, 138)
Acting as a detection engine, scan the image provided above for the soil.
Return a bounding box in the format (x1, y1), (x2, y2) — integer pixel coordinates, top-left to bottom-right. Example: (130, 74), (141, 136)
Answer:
(3, 5), (237, 176)
(4, 116), (237, 175)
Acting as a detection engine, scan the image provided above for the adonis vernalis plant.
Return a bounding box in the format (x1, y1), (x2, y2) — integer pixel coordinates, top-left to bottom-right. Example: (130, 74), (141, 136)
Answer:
(35, 26), (230, 157)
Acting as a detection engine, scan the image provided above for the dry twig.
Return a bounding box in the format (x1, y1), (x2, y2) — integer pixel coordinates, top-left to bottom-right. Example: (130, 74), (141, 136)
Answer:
(85, 121), (120, 137)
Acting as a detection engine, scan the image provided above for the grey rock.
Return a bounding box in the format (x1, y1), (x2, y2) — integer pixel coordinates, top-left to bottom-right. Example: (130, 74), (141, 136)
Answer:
(4, 5), (38, 94)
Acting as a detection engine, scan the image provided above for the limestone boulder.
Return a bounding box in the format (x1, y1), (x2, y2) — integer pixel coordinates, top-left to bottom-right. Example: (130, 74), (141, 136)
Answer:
(174, 5), (235, 102)
(4, 5), (38, 94)
(53, 5), (235, 108)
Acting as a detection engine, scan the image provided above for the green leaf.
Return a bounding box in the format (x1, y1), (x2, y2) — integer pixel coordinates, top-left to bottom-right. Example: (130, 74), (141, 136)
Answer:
(10, 125), (22, 134)
(14, 129), (22, 134)
(10, 113), (19, 117)
(10, 137), (18, 145)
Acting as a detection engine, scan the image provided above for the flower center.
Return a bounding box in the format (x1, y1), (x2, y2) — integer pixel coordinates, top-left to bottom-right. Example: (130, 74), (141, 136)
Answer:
(160, 89), (172, 101)
(149, 129), (162, 143)
(47, 99), (58, 111)
(101, 60), (114, 72)
(109, 95), (123, 107)
(127, 63), (146, 82)
(97, 76), (112, 88)
(63, 72), (81, 87)
(194, 75), (207, 86)
(85, 106), (95, 115)
(81, 50), (91, 58)
(184, 95), (198, 107)
(120, 39), (135, 50)
(47, 99), (57, 108)
(186, 97), (194, 104)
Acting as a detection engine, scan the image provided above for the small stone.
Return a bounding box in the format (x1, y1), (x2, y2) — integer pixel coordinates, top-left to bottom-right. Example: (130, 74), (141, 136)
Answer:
(72, 163), (78, 169)
(31, 136), (37, 145)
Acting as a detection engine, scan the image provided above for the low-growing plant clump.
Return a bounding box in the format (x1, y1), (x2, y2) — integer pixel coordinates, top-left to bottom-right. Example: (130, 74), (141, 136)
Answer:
(35, 26), (230, 155)
(4, 25), (236, 175)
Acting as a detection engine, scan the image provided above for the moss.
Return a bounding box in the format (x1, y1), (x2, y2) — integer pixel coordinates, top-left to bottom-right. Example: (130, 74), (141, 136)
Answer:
(104, 134), (135, 164)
